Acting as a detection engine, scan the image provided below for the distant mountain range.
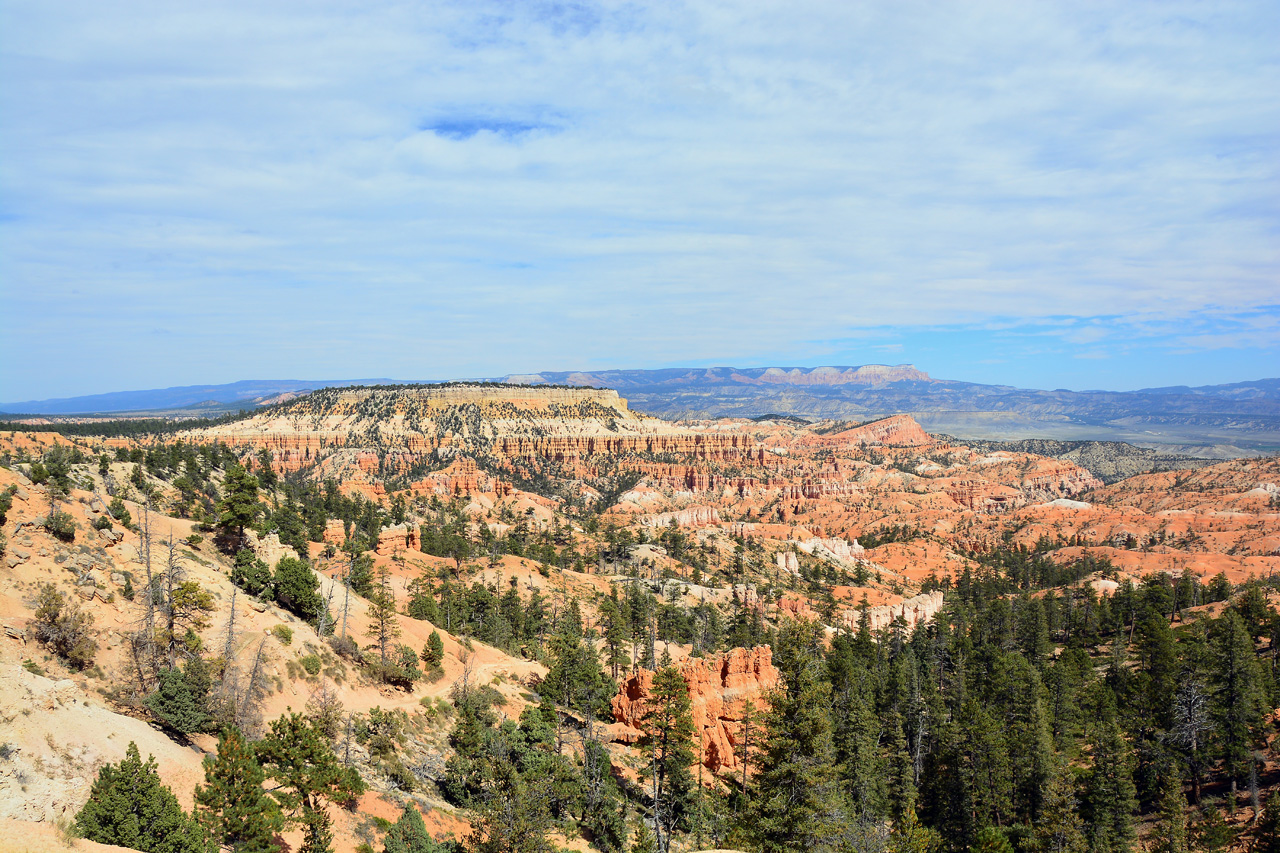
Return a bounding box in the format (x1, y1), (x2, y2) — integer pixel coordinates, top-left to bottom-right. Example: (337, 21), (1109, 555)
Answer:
(4, 366), (1279, 455)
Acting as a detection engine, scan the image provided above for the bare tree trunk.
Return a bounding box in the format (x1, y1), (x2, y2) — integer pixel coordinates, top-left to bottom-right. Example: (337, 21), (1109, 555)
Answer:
(222, 586), (238, 665)
(164, 535), (179, 668)
(237, 638), (268, 734)
(341, 551), (353, 640)
(1251, 756), (1261, 821)
(318, 561), (334, 637)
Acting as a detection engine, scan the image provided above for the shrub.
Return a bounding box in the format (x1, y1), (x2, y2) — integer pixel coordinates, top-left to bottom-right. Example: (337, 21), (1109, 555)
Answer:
(231, 549), (272, 598)
(270, 625), (293, 646)
(272, 557), (327, 623)
(384, 758), (416, 792)
(32, 583), (97, 670)
(0, 485), (16, 525)
(107, 497), (132, 530)
(93, 515), (113, 531)
(45, 509), (77, 542)
(328, 633), (362, 661)
(300, 654), (321, 675)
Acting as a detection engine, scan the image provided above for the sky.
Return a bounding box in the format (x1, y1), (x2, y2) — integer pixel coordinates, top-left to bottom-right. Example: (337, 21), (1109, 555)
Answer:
(1, 0), (1277, 403)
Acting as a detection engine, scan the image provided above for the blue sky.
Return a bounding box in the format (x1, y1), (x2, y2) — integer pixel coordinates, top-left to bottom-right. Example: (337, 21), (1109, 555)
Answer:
(1, 0), (1277, 402)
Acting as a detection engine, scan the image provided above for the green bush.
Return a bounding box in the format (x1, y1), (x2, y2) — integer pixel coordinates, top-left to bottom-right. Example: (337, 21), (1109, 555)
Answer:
(0, 485), (16, 525)
(32, 583), (97, 670)
(93, 515), (113, 531)
(231, 549), (272, 598)
(107, 497), (132, 530)
(272, 557), (327, 623)
(45, 509), (77, 542)
(270, 625), (293, 646)
(300, 654), (321, 675)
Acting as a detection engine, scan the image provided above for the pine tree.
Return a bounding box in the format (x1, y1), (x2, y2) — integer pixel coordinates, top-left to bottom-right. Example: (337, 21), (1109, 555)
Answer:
(1256, 792), (1280, 853)
(638, 665), (697, 853)
(974, 827), (1014, 853)
(75, 742), (210, 853)
(300, 808), (334, 853)
(194, 726), (282, 853)
(216, 465), (260, 552)
(256, 713), (365, 828)
(367, 564), (402, 667)
(273, 557), (328, 624)
(1034, 761), (1086, 853)
(754, 621), (848, 853)
(383, 803), (442, 853)
(424, 630), (445, 666)
(1150, 772), (1188, 853)
(147, 666), (208, 734)
(1081, 717), (1137, 853)
(1208, 611), (1268, 799)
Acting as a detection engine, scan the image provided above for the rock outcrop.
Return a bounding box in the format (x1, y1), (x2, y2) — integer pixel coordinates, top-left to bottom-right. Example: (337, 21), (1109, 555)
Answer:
(375, 523), (418, 557)
(611, 646), (779, 773)
(640, 506), (721, 529)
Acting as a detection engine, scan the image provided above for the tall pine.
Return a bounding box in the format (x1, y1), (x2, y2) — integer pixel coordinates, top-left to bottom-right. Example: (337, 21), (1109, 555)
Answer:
(194, 726), (282, 853)
(754, 620), (848, 853)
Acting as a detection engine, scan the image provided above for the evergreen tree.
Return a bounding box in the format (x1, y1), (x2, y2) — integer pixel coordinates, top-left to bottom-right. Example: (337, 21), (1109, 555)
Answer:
(194, 727), (282, 853)
(383, 803), (443, 853)
(231, 549), (272, 598)
(367, 564), (402, 667)
(301, 809), (335, 853)
(424, 630), (445, 667)
(974, 827), (1014, 853)
(754, 621), (848, 853)
(216, 465), (260, 551)
(147, 666), (208, 734)
(273, 557), (328, 624)
(1034, 761), (1086, 853)
(638, 666), (697, 852)
(1081, 717), (1136, 853)
(256, 713), (365, 830)
(1150, 772), (1188, 853)
(1208, 611), (1268, 797)
(75, 742), (210, 853)
(1256, 793), (1280, 853)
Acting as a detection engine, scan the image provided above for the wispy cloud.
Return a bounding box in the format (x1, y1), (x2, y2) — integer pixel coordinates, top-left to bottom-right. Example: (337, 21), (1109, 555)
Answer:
(1, 0), (1276, 399)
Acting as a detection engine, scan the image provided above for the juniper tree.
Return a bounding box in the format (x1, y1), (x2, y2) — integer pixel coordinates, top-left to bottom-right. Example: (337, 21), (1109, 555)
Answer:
(75, 742), (209, 853)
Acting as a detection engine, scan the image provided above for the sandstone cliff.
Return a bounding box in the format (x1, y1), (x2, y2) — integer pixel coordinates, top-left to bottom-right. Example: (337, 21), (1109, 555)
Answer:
(611, 646), (779, 773)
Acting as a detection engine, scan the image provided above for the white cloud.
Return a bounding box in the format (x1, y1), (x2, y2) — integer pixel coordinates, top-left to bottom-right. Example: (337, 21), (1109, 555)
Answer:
(1, 0), (1276, 398)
